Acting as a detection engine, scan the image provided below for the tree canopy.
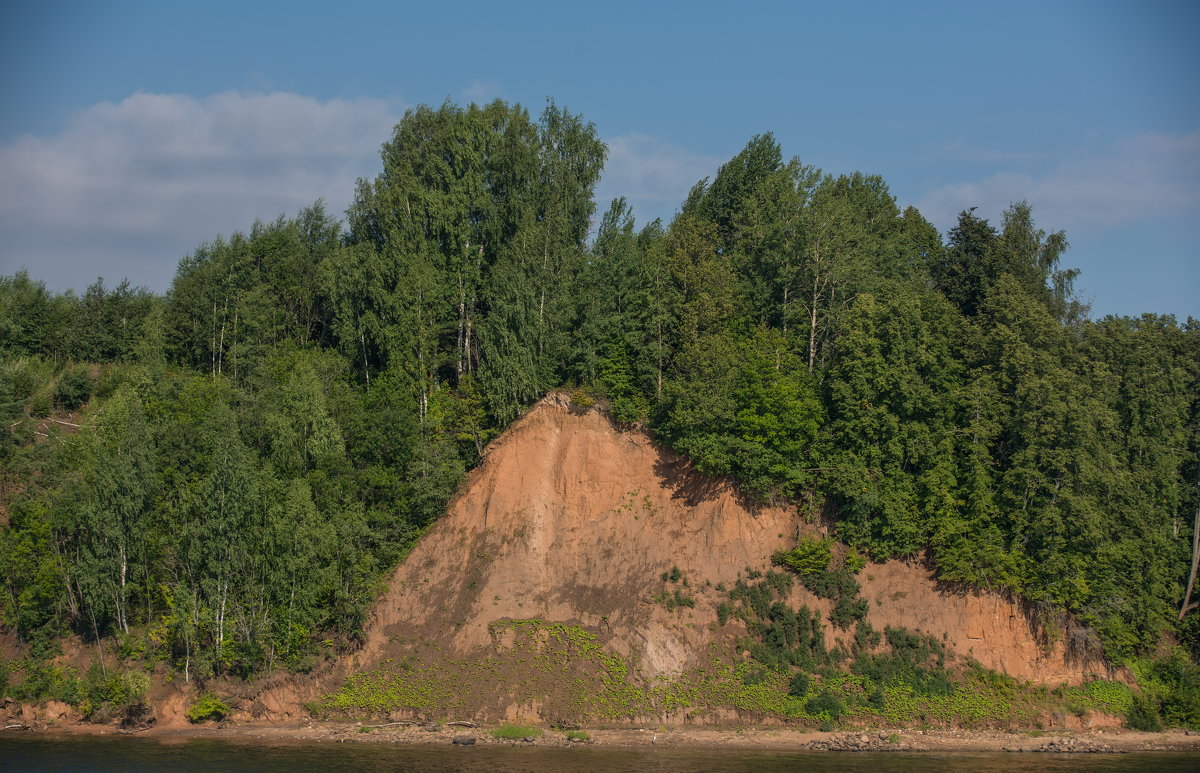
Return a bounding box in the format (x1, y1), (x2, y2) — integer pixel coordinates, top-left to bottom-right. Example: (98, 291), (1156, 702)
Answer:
(1, 101), (1197, 682)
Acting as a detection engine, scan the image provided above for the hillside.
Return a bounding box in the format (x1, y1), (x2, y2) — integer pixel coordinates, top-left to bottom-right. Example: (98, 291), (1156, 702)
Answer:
(4, 99), (1197, 733)
(260, 393), (1116, 726)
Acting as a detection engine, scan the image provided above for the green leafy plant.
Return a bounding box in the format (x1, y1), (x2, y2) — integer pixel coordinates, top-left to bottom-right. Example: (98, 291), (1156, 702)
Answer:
(186, 693), (231, 723)
(492, 723), (543, 739)
(805, 690), (845, 727)
(773, 536), (832, 576)
(52, 366), (92, 410)
(787, 671), (809, 698)
(1126, 694), (1162, 731)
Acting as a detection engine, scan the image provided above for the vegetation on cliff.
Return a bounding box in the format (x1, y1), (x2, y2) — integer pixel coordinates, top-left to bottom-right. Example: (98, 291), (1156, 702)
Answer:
(1, 98), (1198, 726)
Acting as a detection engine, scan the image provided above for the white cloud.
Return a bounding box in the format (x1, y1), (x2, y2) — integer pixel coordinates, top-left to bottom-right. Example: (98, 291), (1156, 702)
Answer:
(461, 80), (505, 104)
(0, 91), (402, 290)
(594, 132), (720, 227)
(917, 131), (1200, 233)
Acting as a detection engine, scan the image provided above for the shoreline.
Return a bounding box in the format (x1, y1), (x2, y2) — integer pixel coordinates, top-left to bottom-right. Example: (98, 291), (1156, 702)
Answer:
(14, 720), (1200, 754)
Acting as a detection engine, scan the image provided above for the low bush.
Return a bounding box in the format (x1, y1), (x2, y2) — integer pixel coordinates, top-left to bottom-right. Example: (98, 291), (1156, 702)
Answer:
(806, 690), (846, 726)
(79, 665), (149, 723)
(773, 536), (832, 576)
(1149, 651), (1200, 729)
(186, 693), (230, 723)
(492, 723), (543, 739)
(52, 366), (92, 410)
(787, 671), (809, 698)
(1126, 694), (1162, 731)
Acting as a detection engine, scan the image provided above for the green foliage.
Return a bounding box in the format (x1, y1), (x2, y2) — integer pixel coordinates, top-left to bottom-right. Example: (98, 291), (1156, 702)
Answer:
(1126, 694), (1162, 731)
(53, 366), (93, 410)
(773, 536), (832, 576)
(851, 627), (953, 698)
(1, 659), (83, 703)
(1135, 651), (1200, 729)
(652, 587), (696, 610)
(186, 694), (230, 723)
(569, 388), (595, 408)
(565, 729), (590, 741)
(805, 690), (846, 726)
(1061, 679), (1132, 717)
(492, 723), (543, 739)
(829, 596), (870, 629)
(787, 671), (809, 698)
(658, 329), (823, 500)
(78, 665), (150, 722)
(727, 573), (828, 672)
(1, 98), (1198, 694)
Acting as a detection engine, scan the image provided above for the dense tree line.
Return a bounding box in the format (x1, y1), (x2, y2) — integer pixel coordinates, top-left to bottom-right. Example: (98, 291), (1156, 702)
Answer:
(1, 100), (1197, 684)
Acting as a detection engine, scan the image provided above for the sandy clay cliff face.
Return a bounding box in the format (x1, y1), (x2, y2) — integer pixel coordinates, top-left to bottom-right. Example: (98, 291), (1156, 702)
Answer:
(306, 393), (1111, 724)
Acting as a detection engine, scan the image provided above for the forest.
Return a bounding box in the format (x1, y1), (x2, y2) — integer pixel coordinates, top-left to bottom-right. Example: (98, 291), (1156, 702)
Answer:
(1, 100), (1198, 701)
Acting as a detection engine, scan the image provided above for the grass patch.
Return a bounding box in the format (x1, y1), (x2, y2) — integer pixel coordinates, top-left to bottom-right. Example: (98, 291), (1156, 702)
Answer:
(492, 723), (543, 739)
(565, 729), (591, 741)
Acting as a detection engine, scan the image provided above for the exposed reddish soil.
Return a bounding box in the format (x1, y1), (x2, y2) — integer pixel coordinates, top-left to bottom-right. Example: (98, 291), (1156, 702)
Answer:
(299, 392), (1111, 724)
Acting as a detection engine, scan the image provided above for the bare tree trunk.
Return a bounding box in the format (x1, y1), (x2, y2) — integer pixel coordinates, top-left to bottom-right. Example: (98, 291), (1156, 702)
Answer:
(118, 544), (128, 634)
(656, 323), (664, 396)
(211, 301), (218, 378)
(231, 309), (238, 383)
(808, 294), (819, 372)
(358, 324), (370, 392)
(456, 281), (466, 378)
(1179, 458), (1200, 619)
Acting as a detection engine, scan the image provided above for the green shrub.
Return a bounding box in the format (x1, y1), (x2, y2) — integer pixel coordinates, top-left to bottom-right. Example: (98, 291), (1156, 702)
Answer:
(787, 671), (810, 698)
(53, 366), (92, 410)
(830, 596), (869, 629)
(799, 566), (860, 601)
(742, 668), (769, 686)
(1126, 694), (1162, 731)
(565, 729), (590, 741)
(80, 665), (149, 719)
(850, 626), (953, 697)
(652, 587), (695, 610)
(1149, 651), (1200, 729)
(806, 690), (845, 724)
(727, 576), (829, 672)
(5, 660), (82, 703)
(853, 621), (881, 652)
(842, 548), (867, 575)
(186, 693), (230, 723)
(569, 388), (595, 408)
(492, 723), (542, 739)
(29, 391), (51, 418)
(773, 536), (832, 576)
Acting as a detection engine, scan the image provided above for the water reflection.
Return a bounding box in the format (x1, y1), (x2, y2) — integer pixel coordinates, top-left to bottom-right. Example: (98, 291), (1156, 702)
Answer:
(2, 735), (1198, 773)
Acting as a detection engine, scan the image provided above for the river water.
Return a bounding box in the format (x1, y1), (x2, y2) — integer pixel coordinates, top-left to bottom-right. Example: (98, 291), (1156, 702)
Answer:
(2, 735), (1199, 772)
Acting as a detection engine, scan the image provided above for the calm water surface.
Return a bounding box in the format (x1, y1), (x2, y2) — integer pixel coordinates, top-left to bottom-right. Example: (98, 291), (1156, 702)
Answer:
(2, 735), (1198, 773)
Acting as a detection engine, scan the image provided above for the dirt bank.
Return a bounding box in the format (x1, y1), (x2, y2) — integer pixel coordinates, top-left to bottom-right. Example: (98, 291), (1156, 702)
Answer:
(317, 393), (1111, 722)
(12, 719), (1200, 755)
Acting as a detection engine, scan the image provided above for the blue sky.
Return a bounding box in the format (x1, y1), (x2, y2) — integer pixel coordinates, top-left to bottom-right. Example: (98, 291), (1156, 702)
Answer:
(1, 0), (1196, 319)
